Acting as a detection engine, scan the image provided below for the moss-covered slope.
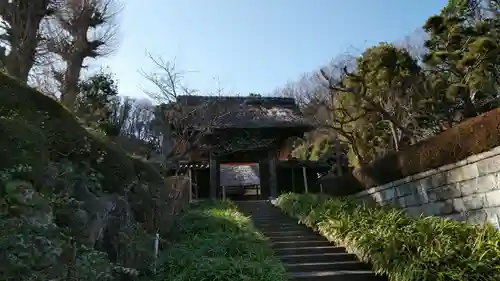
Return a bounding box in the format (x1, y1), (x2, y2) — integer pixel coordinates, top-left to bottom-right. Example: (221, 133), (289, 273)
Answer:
(0, 73), (175, 280)
(0, 73), (164, 192)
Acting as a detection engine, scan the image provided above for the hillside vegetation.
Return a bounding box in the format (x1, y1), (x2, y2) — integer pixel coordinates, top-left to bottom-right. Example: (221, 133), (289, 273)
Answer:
(154, 200), (287, 281)
(275, 193), (500, 281)
(0, 73), (183, 280)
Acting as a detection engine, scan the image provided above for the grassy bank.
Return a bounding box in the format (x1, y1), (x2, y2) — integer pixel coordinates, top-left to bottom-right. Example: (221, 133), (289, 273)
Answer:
(274, 193), (500, 281)
(152, 200), (287, 281)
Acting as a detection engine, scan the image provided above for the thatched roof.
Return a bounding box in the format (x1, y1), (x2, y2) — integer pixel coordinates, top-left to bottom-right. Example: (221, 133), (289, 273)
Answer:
(175, 95), (313, 130)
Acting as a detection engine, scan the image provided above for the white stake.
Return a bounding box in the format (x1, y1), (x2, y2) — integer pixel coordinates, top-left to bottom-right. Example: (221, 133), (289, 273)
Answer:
(153, 232), (159, 274)
(302, 166), (308, 194)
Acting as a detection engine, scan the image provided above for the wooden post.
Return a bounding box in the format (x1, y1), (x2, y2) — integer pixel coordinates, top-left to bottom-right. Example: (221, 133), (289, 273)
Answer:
(318, 172), (323, 193)
(188, 168), (193, 202)
(193, 168), (198, 199)
(209, 153), (220, 200)
(269, 152), (277, 199)
(334, 133), (343, 177)
(302, 166), (308, 194)
(222, 185), (226, 200)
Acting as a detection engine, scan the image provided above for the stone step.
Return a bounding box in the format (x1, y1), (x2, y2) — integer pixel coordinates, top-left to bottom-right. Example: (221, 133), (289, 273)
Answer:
(289, 270), (386, 281)
(244, 211), (284, 218)
(256, 221), (307, 227)
(258, 225), (312, 232)
(240, 206), (278, 210)
(274, 245), (347, 255)
(278, 252), (358, 264)
(270, 240), (333, 249)
(250, 215), (283, 218)
(257, 221), (297, 225)
(253, 220), (297, 225)
(254, 223), (304, 229)
(285, 261), (372, 273)
(236, 202), (387, 280)
(247, 207), (279, 212)
(254, 221), (301, 226)
(239, 204), (276, 207)
(264, 229), (318, 236)
(267, 234), (325, 242)
(249, 215), (285, 219)
(251, 215), (295, 220)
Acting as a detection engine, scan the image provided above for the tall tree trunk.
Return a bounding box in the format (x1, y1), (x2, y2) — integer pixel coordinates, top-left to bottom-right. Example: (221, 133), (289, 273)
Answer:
(60, 57), (84, 111)
(2, 0), (52, 82)
(161, 122), (174, 166)
(5, 44), (37, 82)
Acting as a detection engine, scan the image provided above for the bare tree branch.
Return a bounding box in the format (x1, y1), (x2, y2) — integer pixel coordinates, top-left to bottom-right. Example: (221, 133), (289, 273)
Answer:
(141, 54), (277, 171)
(46, 0), (122, 110)
(0, 0), (64, 82)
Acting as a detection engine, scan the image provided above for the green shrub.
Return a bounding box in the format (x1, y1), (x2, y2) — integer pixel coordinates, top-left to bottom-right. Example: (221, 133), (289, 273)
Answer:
(152, 200), (287, 281)
(275, 193), (500, 281)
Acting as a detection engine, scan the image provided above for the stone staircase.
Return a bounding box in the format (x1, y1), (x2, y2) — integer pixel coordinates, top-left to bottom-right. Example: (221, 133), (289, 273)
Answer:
(235, 201), (387, 281)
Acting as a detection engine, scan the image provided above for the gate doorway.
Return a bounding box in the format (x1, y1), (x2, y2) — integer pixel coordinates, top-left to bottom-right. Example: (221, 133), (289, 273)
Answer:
(220, 163), (262, 200)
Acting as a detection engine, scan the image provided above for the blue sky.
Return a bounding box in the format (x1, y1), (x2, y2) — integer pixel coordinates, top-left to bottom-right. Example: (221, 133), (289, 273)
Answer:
(104, 0), (448, 99)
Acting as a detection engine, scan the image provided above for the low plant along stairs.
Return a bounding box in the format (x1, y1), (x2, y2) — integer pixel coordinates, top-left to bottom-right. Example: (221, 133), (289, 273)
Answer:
(235, 201), (387, 281)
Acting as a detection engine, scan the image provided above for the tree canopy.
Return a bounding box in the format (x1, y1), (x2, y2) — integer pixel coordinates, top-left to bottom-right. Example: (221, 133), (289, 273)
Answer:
(277, 0), (500, 167)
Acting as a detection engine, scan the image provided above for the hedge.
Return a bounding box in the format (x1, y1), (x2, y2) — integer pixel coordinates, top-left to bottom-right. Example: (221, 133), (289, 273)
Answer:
(321, 108), (500, 194)
(154, 200), (287, 281)
(274, 193), (500, 281)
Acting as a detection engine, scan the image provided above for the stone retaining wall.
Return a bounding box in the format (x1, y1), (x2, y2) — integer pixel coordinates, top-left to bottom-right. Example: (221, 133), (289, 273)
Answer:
(350, 146), (500, 227)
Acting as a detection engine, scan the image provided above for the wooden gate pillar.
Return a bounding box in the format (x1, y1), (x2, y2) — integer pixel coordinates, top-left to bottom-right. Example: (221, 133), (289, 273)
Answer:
(269, 150), (277, 199)
(209, 153), (220, 200)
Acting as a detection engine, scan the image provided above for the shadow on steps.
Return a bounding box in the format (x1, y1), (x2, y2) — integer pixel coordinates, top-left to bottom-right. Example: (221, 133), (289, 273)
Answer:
(234, 200), (388, 281)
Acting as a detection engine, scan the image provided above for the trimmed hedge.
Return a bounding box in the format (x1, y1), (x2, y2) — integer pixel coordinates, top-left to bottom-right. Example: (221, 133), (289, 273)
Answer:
(321, 108), (500, 194)
(154, 200), (287, 281)
(319, 173), (365, 196)
(275, 193), (500, 281)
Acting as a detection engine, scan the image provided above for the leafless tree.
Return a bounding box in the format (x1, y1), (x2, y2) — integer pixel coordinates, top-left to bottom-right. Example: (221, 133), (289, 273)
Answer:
(273, 73), (327, 108)
(273, 52), (359, 168)
(122, 98), (157, 145)
(397, 28), (429, 61)
(47, 0), (121, 110)
(0, 0), (63, 82)
(140, 53), (277, 170)
(140, 53), (221, 168)
(105, 96), (163, 158)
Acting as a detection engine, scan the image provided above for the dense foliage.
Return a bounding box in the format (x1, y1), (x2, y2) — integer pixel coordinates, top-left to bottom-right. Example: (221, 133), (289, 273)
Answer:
(74, 72), (162, 159)
(275, 193), (500, 281)
(76, 72), (121, 135)
(321, 107), (500, 193)
(153, 200), (287, 281)
(0, 73), (179, 280)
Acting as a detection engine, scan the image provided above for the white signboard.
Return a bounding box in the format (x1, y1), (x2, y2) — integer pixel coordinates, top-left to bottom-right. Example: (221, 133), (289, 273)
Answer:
(220, 164), (260, 187)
